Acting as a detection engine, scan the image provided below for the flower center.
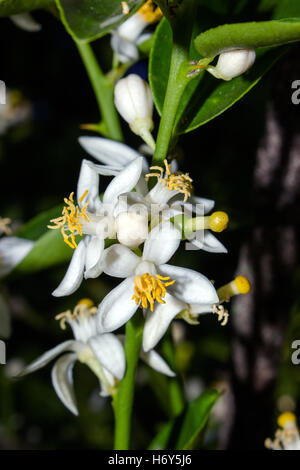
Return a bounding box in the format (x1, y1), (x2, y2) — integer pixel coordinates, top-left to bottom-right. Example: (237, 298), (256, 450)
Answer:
(146, 159), (193, 202)
(138, 0), (163, 23)
(0, 217), (12, 236)
(47, 191), (90, 249)
(55, 298), (97, 330)
(132, 273), (175, 311)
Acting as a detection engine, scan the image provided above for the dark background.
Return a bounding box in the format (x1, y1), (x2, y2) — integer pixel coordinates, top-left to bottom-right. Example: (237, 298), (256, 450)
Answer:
(1, 2), (300, 450)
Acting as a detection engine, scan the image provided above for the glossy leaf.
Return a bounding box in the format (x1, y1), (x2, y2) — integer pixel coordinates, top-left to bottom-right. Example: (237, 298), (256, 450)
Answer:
(12, 204), (76, 273)
(194, 18), (300, 58)
(14, 228), (74, 274)
(148, 389), (220, 450)
(56, 0), (144, 43)
(16, 205), (63, 241)
(273, 0), (300, 19)
(0, 0), (52, 16)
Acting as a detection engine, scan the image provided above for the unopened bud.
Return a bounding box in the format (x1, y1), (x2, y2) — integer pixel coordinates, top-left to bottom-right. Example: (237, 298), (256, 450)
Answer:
(207, 49), (256, 81)
(114, 74), (155, 149)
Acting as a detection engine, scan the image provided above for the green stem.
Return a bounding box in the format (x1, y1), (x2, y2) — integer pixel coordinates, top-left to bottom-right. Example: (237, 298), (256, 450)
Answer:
(113, 313), (143, 450)
(76, 42), (123, 141)
(152, 43), (189, 165)
(161, 334), (185, 416)
(151, 0), (197, 165)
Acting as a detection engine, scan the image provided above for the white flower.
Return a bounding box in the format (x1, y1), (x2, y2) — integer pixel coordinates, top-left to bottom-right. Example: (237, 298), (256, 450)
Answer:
(49, 157), (146, 297)
(118, 158), (228, 254)
(143, 275), (251, 351)
(111, 0), (162, 63)
(114, 74), (155, 150)
(20, 299), (126, 415)
(97, 222), (219, 350)
(265, 412), (300, 450)
(207, 49), (256, 81)
(0, 235), (34, 278)
(78, 135), (149, 195)
(78, 139), (228, 253)
(20, 299), (175, 415)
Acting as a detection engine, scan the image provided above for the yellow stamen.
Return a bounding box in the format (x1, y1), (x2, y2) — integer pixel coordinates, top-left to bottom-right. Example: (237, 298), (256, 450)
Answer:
(132, 272), (175, 311)
(278, 412), (297, 429)
(0, 217), (12, 236)
(212, 304), (229, 326)
(146, 159), (193, 202)
(47, 192), (90, 249)
(77, 298), (94, 308)
(121, 1), (130, 14)
(55, 299), (97, 330)
(138, 0), (163, 23)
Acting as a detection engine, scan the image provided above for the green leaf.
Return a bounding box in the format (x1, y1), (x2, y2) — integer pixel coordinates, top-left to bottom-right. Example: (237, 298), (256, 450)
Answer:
(150, 17), (286, 134)
(148, 389), (220, 450)
(55, 0), (144, 43)
(194, 18), (300, 58)
(273, 0), (300, 19)
(0, 0), (52, 16)
(14, 229), (74, 274)
(12, 204), (75, 274)
(16, 204), (63, 241)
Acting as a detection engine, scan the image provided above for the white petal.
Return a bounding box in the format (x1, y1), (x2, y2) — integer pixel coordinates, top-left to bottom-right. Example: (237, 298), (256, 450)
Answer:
(111, 33), (139, 63)
(52, 240), (86, 297)
(189, 303), (215, 315)
(146, 180), (177, 205)
(116, 13), (147, 42)
(103, 157), (143, 206)
(142, 293), (185, 351)
(92, 165), (121, 176)
(114, 191), (150, 217)
(19, 340), (77, 376)
(97, 276), (137, 332)
(141, 349), (175, 377)
(77, 160), (102, 213)
(101, 244), (139, 278)
(11, 13), (41, 32)
(190, 231), (228, 253)
(78, 136), (147, 169)
(135, 175), (149, 196)
(143, 222), (181, 265)
(88, 333), (126, 380)
(114, 75), (153, 123)
(0, 236), (34, 277)
(99, 369), (115, 397)
(159, 264), (219, 306)
(84, 236), (104, 279)
(51, 353), (78, 416)
(189, 196), (215, 215)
